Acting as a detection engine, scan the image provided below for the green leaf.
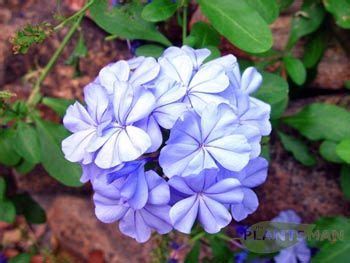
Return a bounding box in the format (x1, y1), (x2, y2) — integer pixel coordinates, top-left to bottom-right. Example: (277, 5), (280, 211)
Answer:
(90, 0), (171, 46)
(278, 131), (316, 166)
(288, 0), (325, 48)
(35, 119), (82, 187)
(42, 97), (74, 117)
(203, 46), (221, 62)
(303, 32), (326, 68)
(209, 235), (233, 262)
(283, 56), (307, 85)
(340, 165), (350, 200)
(15, 160), (36, 174)
(312, 242), (350, 263)
(308, 216), (350, 248)
(252, 72), (289, 119)
(0, 200), (16, 223)
(186, 22), (220, 48)
(185, 241), (200, 263)
(0, 128), (21, 166)
(0, 177), (5, 201)
(12, 193), (46, 224)
(284, 103), (350, 142)
(197, 0), (273, 53)
(311, 217), (350, 262)
(141, 0), (178, 22)
(65, 32), (88, 68)
(9, 253), (31, 263)
(323, 0), (350, 29)
(319, 140), (344, 163)
(246, 0), (279, 24)
(277, 0), (294, 11)
(336, 138), (350, 164)
(14, 122), (41, 164)
(135, 44), (164, 58)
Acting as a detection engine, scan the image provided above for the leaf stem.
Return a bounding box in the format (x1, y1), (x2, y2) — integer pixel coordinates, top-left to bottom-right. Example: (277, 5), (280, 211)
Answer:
(182, 3), (188, 45)
(54, 0), (94, 31)
(27, 14), (84, 107)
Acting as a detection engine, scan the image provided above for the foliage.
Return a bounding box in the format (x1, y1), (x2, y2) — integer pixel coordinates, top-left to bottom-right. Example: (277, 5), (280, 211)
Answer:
(2, 0), (350, 261)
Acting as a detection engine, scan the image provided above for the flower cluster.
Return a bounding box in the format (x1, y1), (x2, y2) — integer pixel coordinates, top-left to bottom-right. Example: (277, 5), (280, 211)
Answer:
(62, 46), (271, 243)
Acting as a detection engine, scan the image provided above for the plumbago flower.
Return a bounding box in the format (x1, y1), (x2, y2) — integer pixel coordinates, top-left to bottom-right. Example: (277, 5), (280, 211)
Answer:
(61, 46), (272, 243)
(273, 210), (311, 263)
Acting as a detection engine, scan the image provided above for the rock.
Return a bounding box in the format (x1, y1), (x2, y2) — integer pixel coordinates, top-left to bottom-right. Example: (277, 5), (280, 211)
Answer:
(41, 195), (155, 263)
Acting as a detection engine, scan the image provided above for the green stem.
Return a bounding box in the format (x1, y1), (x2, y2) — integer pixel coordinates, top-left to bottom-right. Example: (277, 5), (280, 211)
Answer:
(182, 4), (188, 45)
(27, 14), (84, 107)
(54, 0), (94, 31)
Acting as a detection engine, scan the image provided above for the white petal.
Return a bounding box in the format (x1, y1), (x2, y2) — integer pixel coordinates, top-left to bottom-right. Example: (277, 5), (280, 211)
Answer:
(170, 195), (199, 234)
(129, 57), (160, 86)
(62, 129), (96, 163)
(241, 67), (262, 94)
(189, 63), (229, 93)
(206, 135), (251, 171)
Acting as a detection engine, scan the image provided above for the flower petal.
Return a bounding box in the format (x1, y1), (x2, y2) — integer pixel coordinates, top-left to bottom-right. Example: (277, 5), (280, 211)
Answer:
(61, 129), (96, 163)
(230, 188), (258, 221)
(198, 196), (232, 234)
(206, 134), (251, 171)
(205, 178), (243, 204)
(140, 204), (172, 234)
(170, 195), (199, 234)
(63, 102), (95, 133)
(146, 170), (170, 205)
(119, 209), (152, 243)
(241, 67), (262, 94)
(189, 63), (229, 93)
(129, 57), (160, 87)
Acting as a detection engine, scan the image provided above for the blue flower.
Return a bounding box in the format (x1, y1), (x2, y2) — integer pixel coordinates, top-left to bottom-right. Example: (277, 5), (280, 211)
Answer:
(92, 169), (172, 243)
(159, 103), (261, 177)
(168, 170), (243, 234)
(62, 83), (113, 164)
(217, 157), (268, 221)
(272, 210), (311, 263)
(158, 46), (230, 112)
(221, 65), (271, 136)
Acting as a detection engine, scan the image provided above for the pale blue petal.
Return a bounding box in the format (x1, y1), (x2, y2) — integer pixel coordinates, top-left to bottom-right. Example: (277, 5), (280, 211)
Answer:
(205, 178), (243, 204)
(99, 60), (130, 93)
(274, 247), (297, 263)
(158, 55), (193, 86)
(189, 63), (229, 93)
(84, 83), (111, 124)
(198, 196), (232, 234)
(182, 46), (211, 69)
(125, 87), (155, 124)
(136, 115), (162, 153)
(140, 204), (172, 234)
(241, 67), (262, 94)
(201, 103), (238, 142)
(120, 166), (148, 209)
(129, 57), (160, 87)
(168, 176), (195, 195)
(146, 170), (170, 205)
(231, 188), (258, 221)
(206, 134), (251, 171)
(61, 129), (96, 163)
(128, 56), (145, 69)
(238, 157), (268, 187)
(170, 195), (199, 234)
(63, 102), (96, 132)
(119, 209), (152, 243)
(159, 144), (200, 177)
(153, 102), (188, 129)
